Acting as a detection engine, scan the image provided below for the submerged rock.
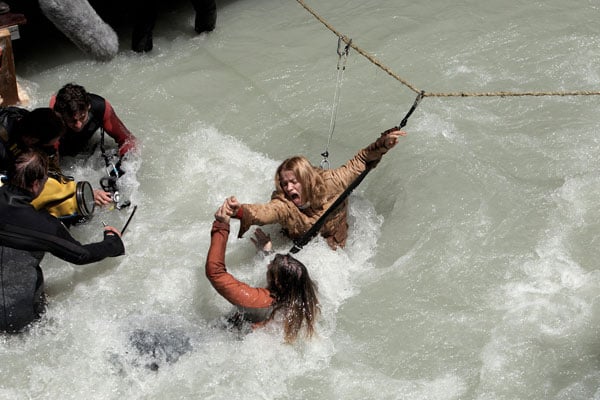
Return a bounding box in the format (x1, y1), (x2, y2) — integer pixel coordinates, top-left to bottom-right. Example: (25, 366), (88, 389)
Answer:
(128, 328), (193, 371)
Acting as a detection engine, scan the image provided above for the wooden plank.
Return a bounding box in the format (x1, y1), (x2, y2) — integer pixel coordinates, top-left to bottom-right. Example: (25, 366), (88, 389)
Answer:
(0, 28), (19, 105)
(0, 12), (26, 40)
(0, 13), (27, 29)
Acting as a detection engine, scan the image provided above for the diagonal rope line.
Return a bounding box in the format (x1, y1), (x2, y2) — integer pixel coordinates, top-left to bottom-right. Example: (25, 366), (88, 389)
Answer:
(295, 0), (422, 95)
(295, 0), (600, 98)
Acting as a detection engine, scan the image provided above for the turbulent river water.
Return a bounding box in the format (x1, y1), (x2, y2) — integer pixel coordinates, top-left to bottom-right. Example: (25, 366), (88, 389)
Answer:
(2, 0), (600, 399)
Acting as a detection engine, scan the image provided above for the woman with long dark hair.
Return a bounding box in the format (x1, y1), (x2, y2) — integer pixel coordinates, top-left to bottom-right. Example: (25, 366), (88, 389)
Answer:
(205, 201), (319, 343)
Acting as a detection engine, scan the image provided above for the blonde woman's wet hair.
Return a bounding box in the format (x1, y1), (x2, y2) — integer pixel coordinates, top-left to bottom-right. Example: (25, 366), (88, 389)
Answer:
(274, 156), (327, 209)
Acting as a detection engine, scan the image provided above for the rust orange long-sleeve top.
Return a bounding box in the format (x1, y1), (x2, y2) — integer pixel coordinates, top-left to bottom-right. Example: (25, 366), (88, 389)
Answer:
(205, 220), (274, 309)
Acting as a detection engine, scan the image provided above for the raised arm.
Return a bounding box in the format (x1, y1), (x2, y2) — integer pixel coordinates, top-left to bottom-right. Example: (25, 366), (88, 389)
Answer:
(205, 202), (274, 308)
(327, 128), (407, 190)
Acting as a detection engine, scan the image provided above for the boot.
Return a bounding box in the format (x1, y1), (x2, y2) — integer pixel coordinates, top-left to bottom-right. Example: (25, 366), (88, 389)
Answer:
(131, 0), (157, 52)
(132, 27), (154, 52)
(192, 0), (216, 33)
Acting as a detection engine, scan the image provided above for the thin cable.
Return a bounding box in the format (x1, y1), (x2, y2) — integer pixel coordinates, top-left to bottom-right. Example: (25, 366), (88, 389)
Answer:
(321, 37), (351, 169)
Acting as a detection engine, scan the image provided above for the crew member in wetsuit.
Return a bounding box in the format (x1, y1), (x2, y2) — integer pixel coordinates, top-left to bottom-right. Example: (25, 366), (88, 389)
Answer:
(225, 128), (406, 250)
(205, 199), (320, 343)
(50, 83), (138, 206)
(0, 150), (124, 333)
(0, 107), (64, 176)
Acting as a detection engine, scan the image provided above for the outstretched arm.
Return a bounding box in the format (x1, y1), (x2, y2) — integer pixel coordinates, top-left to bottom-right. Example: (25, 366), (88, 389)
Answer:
(0, 220), (124, 265)
(327, 128), (408, 190)
(223, 195), (291, 239)
(205, 205), (274, 309)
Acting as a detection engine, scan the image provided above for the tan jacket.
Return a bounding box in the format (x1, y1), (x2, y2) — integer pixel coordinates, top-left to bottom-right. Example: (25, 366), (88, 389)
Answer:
(237, 134), (391, 249)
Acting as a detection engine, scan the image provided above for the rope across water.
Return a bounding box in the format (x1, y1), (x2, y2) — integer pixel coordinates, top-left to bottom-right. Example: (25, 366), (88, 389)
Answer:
(295, 0), (600, 98)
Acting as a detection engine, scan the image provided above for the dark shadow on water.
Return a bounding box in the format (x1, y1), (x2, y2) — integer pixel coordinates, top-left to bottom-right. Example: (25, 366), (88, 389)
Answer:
(8, 0), (239, 71)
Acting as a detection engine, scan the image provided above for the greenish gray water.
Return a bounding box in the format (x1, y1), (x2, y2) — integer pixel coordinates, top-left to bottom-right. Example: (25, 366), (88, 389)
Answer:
(2, 0), (600, 398)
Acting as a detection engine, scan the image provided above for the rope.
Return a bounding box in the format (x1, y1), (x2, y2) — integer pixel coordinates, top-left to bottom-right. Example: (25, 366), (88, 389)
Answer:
(295, 0), (600, 98)
(321, 37), (351, 169)
(290, 92), (424, 254)
(424, 90), (600, 97)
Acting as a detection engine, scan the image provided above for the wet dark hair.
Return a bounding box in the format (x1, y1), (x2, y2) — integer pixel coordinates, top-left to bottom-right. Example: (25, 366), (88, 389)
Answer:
(10, 150), (49, 189)
(18, 108), (65, 145)
(53, 83), (91, 117)
(266, 253), (320, 343)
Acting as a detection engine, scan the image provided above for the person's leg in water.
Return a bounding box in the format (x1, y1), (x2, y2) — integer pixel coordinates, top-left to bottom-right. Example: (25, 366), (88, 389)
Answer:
(131, 0), (157, 52)
(191, 0), (216, 34)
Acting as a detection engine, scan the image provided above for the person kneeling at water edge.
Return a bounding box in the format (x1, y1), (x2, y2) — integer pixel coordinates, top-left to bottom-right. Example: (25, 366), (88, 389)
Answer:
(50, 83), (138, 207)
(226, 128), (406, 250)
(0, 107), (64, 174)
(206, 200), (320, 343)
(0, 107), (96, 224)
(0, 151), (125, 333)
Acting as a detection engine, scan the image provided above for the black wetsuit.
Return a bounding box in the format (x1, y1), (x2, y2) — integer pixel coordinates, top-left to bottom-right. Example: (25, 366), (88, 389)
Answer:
(0, 107), (58, 177)
(0, 107), (28, 175)
(0, 184), (124, 332)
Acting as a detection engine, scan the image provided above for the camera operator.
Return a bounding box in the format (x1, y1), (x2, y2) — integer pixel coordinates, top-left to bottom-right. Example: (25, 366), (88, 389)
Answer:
(0, 150), (125, 333)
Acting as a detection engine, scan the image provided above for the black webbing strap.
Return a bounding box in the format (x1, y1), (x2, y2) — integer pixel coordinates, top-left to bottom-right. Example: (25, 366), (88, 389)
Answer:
(398, 90), (424, 130)
(289, 160), (375, 253)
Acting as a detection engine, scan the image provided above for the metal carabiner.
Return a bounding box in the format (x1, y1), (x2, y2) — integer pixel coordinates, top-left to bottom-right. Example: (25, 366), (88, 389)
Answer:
(320, 150), (330, 169)
(336, 36), (344, 57)
(336, 37), (352, 70)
